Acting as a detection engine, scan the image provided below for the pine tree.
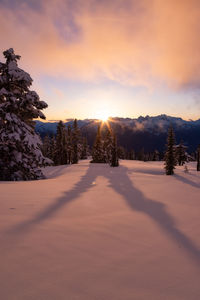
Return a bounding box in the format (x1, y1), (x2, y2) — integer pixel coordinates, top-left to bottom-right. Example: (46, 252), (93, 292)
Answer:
(110, 134), (119, 167)
(50, 136), (56, 163)
(0, 48), (50, 180)
(128, 149), (135, 160)
(71, 119), (80, 164)
(117, 146), (126, 159)
(103, 128), (112, 163)
(91, 125), (105, 163)
(43, 135), (52, 159)
(197, 144), (200, 171)
(138, 148), (145, 161)
(175, 141), (187, 166)
(152, 150), (160, 161)
(164, 126), (176, 175)
(80, 137), (88, 160)
(66, 124), (72, 164)
(54, 121), (68, 165)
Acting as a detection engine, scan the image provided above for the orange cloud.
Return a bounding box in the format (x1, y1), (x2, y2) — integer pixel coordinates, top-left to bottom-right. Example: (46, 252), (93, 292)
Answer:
(0, 0), (200, 89)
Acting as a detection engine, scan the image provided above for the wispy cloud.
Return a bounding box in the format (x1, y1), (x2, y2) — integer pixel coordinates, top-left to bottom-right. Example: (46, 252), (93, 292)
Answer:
(1, 0), (200, 90)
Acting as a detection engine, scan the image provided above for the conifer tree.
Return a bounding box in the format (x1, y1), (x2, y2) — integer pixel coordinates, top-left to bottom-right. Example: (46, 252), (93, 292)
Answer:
(197, 144), (200, 171)
(103, 128), (112, 163)
(128, 149), (135, 160)
(152, 150), (160, 161)
(176, 141), (187, 166)
(43, 135), (52, 159)
(0, 48), (50, 180)
(71, 119), (79, 164)
(91, 125), (105, 163)
(54, 121), (68, 165)
(138, 148), (145, 161)
(66, 124), (72, 164)
(50, 136), (56, 163)
(164, 126), (176, 175)
(117, 146), (126, 159)
(110, 134), (119, 167)
(80, 137), (88, 160)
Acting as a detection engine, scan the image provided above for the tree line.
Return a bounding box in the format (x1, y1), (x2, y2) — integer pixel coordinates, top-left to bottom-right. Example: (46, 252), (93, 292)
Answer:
(43, 121), (119, 167)
(42, 119), (88, 165)
(43, 117), (200, 176)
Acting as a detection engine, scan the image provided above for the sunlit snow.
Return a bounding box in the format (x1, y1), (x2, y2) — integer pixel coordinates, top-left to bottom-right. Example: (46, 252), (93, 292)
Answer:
(1, 160), (200, 299)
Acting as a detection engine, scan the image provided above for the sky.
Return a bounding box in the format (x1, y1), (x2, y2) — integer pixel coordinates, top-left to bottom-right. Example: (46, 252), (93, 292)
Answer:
(0, 0), (200, 121)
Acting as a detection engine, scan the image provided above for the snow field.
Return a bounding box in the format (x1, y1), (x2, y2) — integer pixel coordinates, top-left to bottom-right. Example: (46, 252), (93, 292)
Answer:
(0, 160), (200, 300)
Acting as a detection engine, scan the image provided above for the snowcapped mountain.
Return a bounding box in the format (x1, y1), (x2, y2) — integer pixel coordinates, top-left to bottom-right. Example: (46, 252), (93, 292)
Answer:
(35, 119), (94, 136)
(110, 115), (200, 132)
(35, 115), (200, 153)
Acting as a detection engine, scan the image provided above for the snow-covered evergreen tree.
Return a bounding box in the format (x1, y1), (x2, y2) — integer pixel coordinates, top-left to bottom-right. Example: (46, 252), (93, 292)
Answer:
(0, 48), (51, 180)
(91, 125), (105, 163)
(54, 121), (68, 165)
(164, 126), (176, 175)
(110, 134), (119, 167)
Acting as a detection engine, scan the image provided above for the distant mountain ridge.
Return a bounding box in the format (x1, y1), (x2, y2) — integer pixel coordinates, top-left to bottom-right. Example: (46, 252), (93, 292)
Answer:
(35, 115), (200, 153)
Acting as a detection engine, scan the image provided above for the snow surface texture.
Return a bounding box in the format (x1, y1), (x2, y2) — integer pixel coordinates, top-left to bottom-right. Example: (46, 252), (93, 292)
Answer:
(1, 160), (200, 300)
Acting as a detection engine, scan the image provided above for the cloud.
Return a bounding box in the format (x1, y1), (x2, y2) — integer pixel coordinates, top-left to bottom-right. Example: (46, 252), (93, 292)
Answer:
(1, 0), (200, 89)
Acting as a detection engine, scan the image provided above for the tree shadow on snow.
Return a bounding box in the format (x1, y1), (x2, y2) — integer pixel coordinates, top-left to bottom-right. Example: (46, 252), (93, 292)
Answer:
(42, 164), (70, 179)
(174, 174), (200, 189)
(127, 168), (165, 176)
(7, 163), (200, 263)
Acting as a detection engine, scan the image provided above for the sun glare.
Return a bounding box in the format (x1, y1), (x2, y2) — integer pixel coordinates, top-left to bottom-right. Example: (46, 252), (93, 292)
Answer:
(96, 110), (110, 122)
(101, 114), (109, 122)
(98, 111), (109, 122)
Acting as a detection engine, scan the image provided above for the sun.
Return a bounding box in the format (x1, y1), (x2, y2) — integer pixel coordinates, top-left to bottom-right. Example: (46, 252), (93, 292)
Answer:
(96, 110), (110, 122)
(101, 114), (109, 122)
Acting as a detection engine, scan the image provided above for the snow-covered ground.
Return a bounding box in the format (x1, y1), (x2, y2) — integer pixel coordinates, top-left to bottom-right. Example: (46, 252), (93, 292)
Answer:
(1, 160), (200, 300)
